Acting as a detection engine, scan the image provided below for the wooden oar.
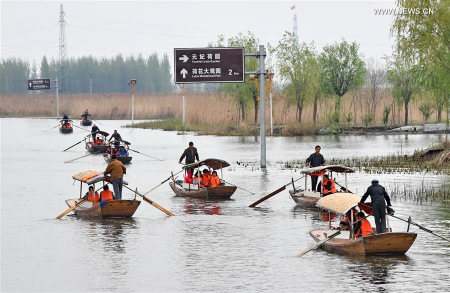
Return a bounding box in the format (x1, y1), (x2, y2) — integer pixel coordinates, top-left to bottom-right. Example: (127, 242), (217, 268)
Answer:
(296, 214), (371, 257)
(65, 150), (103, 163)
(92, 119), (103, 125)
(63, 139), (85, 152)
(249, 175), (305, 207)
(56, 196), (88, 219)
(73, 124), (90, 132)
(42, 124), (60, 132)
(222, 180), (255, 195)
(129, 148), (164, 161)
(142, 170), (184, 196)
(123, 185), (174, 216)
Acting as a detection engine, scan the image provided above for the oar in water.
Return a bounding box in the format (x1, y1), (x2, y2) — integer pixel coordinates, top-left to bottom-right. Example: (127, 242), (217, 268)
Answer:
(63, 138), (85, 152)
(123, 185), (174, 216)
(222, 180), (255, 195)
(142, 170), (185, 196)
(92, 119), (103, 125)
(73, 124), (90, 132)
(65, 150), (103, 163)
(42, 124), (60, 132)
(249, 175), (305, 207)
(296, 214), (371, 257)
(129, 148), (164, 161)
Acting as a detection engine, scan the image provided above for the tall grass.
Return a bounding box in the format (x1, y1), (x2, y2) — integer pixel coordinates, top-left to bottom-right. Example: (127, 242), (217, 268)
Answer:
(389, 181), (449, 204)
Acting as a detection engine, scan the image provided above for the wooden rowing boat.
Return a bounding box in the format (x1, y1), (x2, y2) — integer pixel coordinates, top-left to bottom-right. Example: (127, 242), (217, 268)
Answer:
(104, 154), (132, 164)
(60, 120), (73, 133)
(80, 119), (92, 126)
(170, 158), (237, 199)
(310, 229), (417, 255)
(103, 140), (132, 164)
(289, 165), (355, 209)
(307, 193), (416, 256)
(85, 130), (109, 153)
(169, 181), (236, 199)
(65, 198), (140, 218)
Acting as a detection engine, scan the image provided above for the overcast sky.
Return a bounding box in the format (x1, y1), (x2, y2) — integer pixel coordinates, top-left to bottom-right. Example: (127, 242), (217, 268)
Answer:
(2, 0), (397, 70)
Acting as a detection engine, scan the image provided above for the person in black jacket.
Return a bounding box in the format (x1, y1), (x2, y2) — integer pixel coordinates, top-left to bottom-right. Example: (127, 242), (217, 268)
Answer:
(360, 179), (392, 233)
(305, 145), (326, 191)
(179, 142), (199, 165)
(91, 124), (99, 140)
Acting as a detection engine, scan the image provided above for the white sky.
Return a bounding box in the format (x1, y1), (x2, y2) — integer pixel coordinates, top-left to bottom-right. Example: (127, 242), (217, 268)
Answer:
(1, 0), (397, 70)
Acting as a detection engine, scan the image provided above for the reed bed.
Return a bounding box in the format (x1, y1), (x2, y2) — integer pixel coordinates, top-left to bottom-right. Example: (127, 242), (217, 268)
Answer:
(389, 181), (449, 204)
(0, 90), (440, 128)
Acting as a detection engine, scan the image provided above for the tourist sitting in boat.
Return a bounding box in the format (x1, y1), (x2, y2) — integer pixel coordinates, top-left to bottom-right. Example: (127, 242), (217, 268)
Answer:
(354, 211), (374, 237)
(95, 138), (103, 145)
(99, 185), (114, 202)
(320, 174), (336, 196)
(339, 221), (347, 230)
(85, 186), (99, 205)
(184, 168), (194, 183)
(210, 171), (221, 187)
(341, 209), (357, 231)
(202, 169), (211, 187)
(193, 171), (204, 187)
(118, 146), (128, 157)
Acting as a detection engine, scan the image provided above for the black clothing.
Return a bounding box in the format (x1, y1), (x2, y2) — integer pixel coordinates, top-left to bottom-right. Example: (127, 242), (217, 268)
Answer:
(63, 114), (69, 123)
(361, 184), (392, 206)
(320, 180), (333, 194)
(179, 147), (199, 164)
(91, 126), (100, 133)
(372, 200), (387, 233)
(109, 133), (122, 142)
(306, 153), (325, 167)
(361, 183), (391, 233)
(353, 221), (361, 235)
(311, 176), (319, 192)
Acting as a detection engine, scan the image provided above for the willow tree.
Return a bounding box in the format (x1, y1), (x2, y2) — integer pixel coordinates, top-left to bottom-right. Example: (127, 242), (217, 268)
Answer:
(318, 40), (365, 123)
(387, 55), (421, 125)
(276, 32), (319, 123)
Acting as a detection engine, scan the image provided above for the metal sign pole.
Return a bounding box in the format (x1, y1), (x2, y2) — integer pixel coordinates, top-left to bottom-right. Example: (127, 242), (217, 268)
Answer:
(259, 45), (266, 168)
(270, 90), (273, 135)
(55, 78), (60, 119)
(182, 85), (186, 126)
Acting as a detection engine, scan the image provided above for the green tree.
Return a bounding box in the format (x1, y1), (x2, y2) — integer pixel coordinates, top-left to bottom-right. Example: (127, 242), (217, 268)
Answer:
(387, 54), (421, 125)
(275, 32), (319, 122)
(318, 39), (366, 123)
(418, 101), (434, 122)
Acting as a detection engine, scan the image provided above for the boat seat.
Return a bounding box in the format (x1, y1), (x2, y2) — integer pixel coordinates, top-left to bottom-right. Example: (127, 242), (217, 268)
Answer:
(304, 190), (321, 198)
(325, 230), (351, 239)
(182, 182), (199, 191)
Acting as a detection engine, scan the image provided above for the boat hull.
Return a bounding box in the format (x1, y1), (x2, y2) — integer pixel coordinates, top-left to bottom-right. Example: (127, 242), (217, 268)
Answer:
(65, 199), (140, 218)
(80, 120), (92, 126)
(59, 127), (73, 133)
(103, 154), (132, 164)
(86, 143), (108, 153)
(289, 190), (319, 208)
(169, 182), (236, 199)
(310, 229), (417, 255)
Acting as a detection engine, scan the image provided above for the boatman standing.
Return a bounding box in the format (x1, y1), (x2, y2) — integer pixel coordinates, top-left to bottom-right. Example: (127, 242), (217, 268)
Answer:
(179, 142), (199, 165)
(360, 179), (393, 234)
(305, 145), (326, 191)
(104, 154), (126, 200)
(108, 130), (122, 150)
(91, 124), (99, 140)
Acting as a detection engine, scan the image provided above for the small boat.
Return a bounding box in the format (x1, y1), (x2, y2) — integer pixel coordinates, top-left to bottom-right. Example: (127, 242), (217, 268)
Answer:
(103, 140), (133, 164)
(169, 158), (237, 199)
(59, 120), (73, 133)
(85, 131), (109, 153)
(80, 112), (93, 126)
(289, 165), (355, 209)
(308, 193), (417, 256)
(65, 170), (140, 219)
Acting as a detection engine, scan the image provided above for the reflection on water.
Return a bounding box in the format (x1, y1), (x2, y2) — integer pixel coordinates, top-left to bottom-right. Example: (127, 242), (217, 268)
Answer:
(1, 118), (449, 292)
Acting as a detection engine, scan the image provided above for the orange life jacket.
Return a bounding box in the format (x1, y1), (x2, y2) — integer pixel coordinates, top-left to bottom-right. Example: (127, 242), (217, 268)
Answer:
(202, 174), (210, 187)
(311, 170), (326, 177)
(87, 192), (99, 205)
(355, 218), (374, 237)
(210, 176), (221, 187)
(95, 139), (102, 144)
(194, 177), (204, 188)
(100, 190), (114, 201)
(323, 178), (336, 195)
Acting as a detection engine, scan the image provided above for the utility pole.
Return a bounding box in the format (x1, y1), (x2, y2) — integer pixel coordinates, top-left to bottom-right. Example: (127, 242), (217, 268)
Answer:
(259, 45), (267, 168)
(129, 79), (137, 124)
(54, 78), (60, 119)
(59, 4), (67, 93)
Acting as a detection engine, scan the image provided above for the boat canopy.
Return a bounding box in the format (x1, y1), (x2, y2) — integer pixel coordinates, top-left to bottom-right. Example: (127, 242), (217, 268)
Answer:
(183, 158), (230, 170)
(60, 119), (73, 123)
(89, 130), (109, 137)
(113, 139), (131, 145)
(72, 169), (128, 185)
(316, 192), (370, 215)
(301, 165), (355, 175)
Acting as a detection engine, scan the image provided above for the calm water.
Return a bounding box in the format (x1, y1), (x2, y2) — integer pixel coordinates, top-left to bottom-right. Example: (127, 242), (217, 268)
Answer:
(1, 118), (449, 292)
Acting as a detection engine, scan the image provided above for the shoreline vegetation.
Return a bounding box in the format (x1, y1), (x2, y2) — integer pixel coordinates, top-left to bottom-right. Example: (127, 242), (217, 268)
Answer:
(1, 93), (448, 136)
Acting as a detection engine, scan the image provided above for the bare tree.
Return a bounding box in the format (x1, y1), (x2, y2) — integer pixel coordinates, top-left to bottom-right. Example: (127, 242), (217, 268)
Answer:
(365, 57), (386, 115)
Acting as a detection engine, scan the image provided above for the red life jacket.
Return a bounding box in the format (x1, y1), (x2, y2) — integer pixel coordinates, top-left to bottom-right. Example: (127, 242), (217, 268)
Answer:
(355, 218), (374, 237)
(210, 176), (221, 187)
(202, 174), (210, 187)
(87, 192), (99, 205)
(100, 190), (114, 201)
(323, 179), (336, 195)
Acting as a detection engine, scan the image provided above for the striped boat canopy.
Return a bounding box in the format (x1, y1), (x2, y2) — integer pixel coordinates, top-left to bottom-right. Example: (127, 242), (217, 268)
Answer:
(316, 192), (370, 215)
(301, 165), (355, 175)
(72, 170), (99, 182)
(183, 158), (230, 170)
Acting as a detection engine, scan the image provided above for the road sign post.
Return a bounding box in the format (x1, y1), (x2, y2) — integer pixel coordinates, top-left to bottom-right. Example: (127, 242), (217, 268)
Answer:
(27, 79), (51, 90)
(174, 48), (245, 84)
